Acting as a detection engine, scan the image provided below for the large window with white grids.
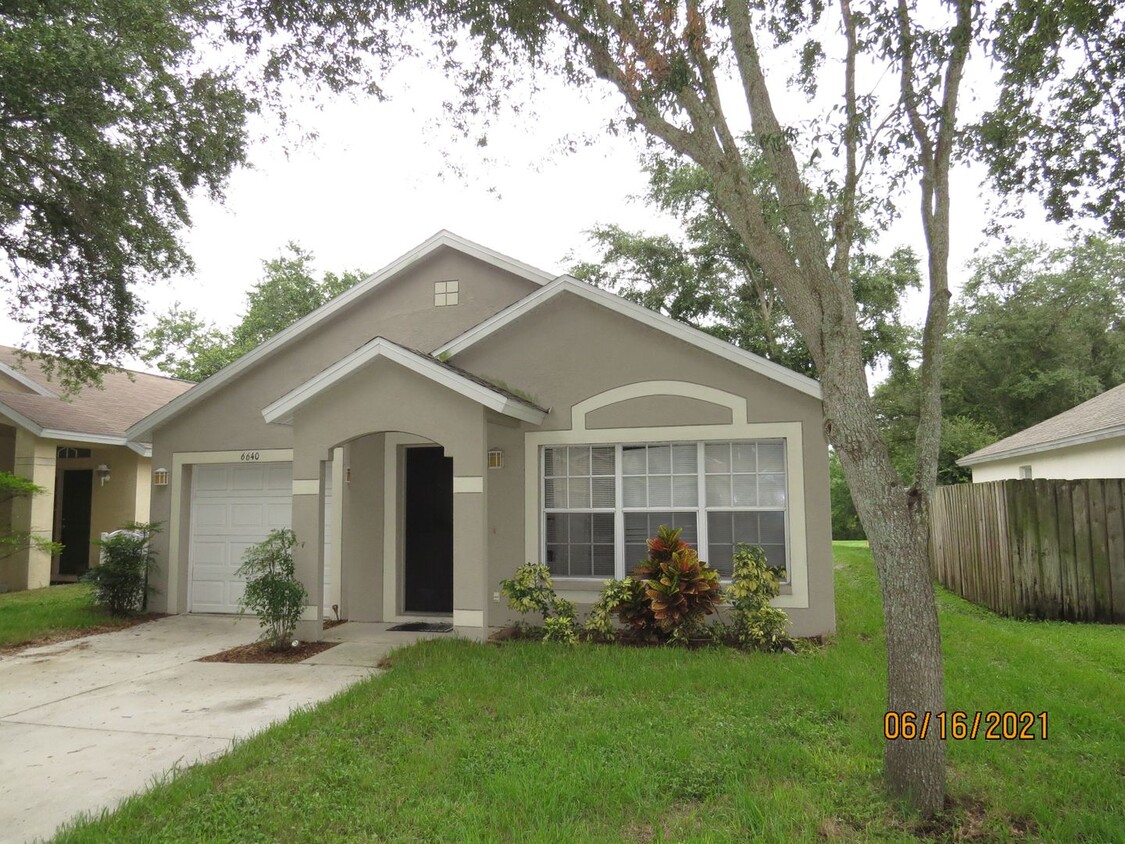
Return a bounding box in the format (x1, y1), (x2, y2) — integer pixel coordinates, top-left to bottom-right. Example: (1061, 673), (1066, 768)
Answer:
(541, 440), (789, 580)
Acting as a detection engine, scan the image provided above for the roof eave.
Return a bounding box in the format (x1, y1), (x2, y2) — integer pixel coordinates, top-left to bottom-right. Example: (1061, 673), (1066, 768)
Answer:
(957, 423), (1125, 467)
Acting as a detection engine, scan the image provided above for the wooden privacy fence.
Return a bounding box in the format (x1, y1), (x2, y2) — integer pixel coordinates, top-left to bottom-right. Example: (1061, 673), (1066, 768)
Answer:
(930, 479), (1125, 623)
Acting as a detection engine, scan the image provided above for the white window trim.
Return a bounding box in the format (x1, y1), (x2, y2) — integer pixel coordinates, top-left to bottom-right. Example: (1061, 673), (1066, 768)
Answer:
(541, 440), (790, 581)
(524, 383), (808, 609)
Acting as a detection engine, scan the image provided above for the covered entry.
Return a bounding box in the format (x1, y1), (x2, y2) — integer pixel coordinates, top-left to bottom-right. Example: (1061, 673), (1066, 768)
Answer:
(261, 336), (546, 639)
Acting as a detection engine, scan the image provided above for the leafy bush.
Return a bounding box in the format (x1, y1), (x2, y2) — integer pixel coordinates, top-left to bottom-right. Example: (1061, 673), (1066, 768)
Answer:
(583, 577), (643, 640)
(542, 615), (578, 644)
(726, 544), (792, 651)
(623, 525), (722, 641)
(83, 522), (159, 615)
(237, 529), (307, 651)
(499, 562), (577, 642)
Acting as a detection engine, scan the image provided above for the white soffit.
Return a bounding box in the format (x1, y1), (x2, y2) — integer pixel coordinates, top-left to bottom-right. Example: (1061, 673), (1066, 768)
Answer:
(126, 230), (555, 441)
(436, 276), (824, 400)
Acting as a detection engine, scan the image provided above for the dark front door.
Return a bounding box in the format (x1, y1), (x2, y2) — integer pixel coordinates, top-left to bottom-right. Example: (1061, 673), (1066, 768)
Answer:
(59, 469), (94, 576)
(403, 446), (454, 614)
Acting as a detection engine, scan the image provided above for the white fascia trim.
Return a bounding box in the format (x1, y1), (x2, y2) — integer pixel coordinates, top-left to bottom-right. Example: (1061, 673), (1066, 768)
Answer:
(126, 441), (153, 458)
(126, 230), (555, 442)
(261, 337), (547, 426)
(435, 276), (824, 400)
(0, 361), (56, 397)
(957, 424), (1125, 467)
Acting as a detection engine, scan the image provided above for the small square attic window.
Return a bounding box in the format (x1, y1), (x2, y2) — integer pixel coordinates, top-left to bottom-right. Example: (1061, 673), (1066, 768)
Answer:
(434, 280), (459, 307)
(1019, 465), (1032, 479)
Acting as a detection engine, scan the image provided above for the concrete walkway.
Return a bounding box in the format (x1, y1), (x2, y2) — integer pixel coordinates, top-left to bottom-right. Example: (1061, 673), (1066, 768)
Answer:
(0, 616), (446, 843)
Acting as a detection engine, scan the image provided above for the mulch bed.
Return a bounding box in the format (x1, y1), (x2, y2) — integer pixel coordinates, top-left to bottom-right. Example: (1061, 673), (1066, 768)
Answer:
(488, 625), (817, 652)
(0, 613), (165, 655)
(198, 640), (340, 664)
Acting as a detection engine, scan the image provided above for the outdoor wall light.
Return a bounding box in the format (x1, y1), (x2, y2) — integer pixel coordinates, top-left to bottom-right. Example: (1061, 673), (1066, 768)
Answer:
(153, 467), (169, 487)
(345, 466), (352, 484)
(487, 448), (504, 469)
(96, 464), (111, 486)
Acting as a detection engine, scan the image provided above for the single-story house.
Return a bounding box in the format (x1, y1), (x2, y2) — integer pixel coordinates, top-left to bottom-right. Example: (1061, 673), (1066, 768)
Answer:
(0, 348), (192, 592)
(959, 382), (1125, 481)
(127, 231), (834, 639)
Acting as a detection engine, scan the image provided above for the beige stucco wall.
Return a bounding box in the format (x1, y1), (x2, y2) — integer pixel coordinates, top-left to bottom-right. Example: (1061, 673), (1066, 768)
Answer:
(287, 357), (490, 636)
(456, 291), (834, 637)
(52, 445), (150, 571)
(147, 248), (538, 610)
(146, 256), (833, 638)
(0, 434), (148, 591)
(970, 436), (1125, 482)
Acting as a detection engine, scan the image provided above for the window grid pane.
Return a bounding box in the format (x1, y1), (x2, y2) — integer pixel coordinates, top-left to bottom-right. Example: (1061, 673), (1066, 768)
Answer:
(543, 441), (787, 579)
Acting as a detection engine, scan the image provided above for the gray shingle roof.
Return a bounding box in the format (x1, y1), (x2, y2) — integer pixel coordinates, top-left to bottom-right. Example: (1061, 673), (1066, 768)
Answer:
(959, 382), (1125, 465)
(0, 347), (193, 441)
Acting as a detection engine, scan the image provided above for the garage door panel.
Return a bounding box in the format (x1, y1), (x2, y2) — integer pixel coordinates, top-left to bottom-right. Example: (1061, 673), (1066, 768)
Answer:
(267, 503), (291, 528)
(193, 465), (231, 491)
(230, 503), (266, 529)
(265, 463), (292, 489)
(192, 503), (229, 529)
(230, 465), (266, 490)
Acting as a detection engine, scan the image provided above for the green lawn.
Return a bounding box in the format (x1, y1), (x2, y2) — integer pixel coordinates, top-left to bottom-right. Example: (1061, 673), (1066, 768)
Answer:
(0, 583), (127, 648)
(56, 543), (1123, 843)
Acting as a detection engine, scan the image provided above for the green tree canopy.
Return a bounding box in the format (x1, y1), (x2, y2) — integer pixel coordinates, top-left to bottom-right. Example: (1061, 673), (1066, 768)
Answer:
(0, 0), (404, 388)
(874, 235), (1125, 482)
(142, 243), (365, 381)
(571, 159), (921, 376)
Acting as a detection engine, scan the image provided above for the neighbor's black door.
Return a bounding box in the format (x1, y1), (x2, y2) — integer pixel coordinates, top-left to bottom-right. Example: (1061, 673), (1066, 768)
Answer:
(58, 469), (94, 576)
(403, 446), (454, 614)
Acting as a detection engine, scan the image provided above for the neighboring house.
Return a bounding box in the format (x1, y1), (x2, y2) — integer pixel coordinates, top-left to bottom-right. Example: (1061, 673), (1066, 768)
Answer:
(959, 382), (1125, 481)
(0, 348), (193, 592)
(127, 231), (834, 638)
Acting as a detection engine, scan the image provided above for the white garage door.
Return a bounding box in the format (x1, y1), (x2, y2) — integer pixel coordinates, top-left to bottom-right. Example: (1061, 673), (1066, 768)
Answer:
(188, 462), (337, 615)
(189, 462), (294, 614)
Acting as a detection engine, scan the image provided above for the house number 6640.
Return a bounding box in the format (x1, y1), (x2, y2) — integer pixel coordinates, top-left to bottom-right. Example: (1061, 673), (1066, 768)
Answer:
(240, 451), (260, 461)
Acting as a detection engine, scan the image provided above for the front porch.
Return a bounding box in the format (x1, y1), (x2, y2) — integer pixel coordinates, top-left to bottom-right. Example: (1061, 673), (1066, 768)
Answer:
(265, 338), (546, 642)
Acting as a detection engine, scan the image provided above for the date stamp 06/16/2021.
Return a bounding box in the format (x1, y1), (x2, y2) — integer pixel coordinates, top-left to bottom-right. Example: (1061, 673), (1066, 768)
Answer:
(883, 711), (1049, 741)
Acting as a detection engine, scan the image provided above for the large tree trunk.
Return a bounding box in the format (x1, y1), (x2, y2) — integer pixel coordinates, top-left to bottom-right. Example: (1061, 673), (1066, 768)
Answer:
(826, 369), (946, 814)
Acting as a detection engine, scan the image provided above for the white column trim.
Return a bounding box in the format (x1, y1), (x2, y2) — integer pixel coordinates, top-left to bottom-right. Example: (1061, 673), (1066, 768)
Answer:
(453, 609), (484, 627)
(292, 478), (320, 495)
(453, 475), (483, 493)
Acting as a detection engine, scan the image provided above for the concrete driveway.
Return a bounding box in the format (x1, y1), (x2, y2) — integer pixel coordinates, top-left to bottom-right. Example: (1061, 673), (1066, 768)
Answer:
(0, 615), (424, 843)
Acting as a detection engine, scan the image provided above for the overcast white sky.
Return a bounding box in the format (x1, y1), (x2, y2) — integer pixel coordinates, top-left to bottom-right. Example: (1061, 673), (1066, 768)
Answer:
(0, 27), (1074, 372)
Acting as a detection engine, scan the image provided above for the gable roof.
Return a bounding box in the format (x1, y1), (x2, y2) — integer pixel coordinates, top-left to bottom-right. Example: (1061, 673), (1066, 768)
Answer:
(127, 230), (555, 442)
(436, 275), (824, 400)
(0, 346), (193, 451)
(958, 382), (1125, 466)
(262, 337), (547, 425)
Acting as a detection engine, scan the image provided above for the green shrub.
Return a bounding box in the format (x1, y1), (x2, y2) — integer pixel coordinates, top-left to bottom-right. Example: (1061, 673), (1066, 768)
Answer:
(237, 529), (307, 651)
(623, 525), (722, 641)
(499, 562), (577, 642)
(583, 577), (642, 640)
(500, 563), (575, 621)
(726, 544), (792, 651)
(542, 615), (578, 644)
(83, 522), (159, 615)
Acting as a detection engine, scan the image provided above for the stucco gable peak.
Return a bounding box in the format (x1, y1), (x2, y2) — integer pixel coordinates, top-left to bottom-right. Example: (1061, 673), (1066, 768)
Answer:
(436, 275), (824, 401)
(261, 335), (547, 426)
(125, 231), (555, 443)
